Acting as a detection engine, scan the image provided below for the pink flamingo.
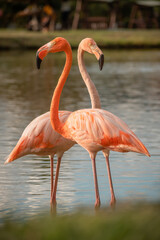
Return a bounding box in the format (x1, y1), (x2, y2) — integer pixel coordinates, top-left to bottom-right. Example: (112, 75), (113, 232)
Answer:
(37, 37), (150, 208)
(5, 38), (104, 206)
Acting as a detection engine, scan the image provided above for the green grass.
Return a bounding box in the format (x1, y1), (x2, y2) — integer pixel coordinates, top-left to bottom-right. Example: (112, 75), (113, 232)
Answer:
(0, 29), (160, 49)
(0, 203), (160, 240)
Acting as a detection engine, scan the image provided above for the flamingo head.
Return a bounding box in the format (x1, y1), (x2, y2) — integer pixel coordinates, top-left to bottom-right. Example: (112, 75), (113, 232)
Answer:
(36, 37), (71, 69)
(79, 38), (104, 70)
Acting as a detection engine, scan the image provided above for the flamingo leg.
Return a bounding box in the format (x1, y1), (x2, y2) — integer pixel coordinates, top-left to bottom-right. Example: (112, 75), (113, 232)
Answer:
(51, 157), (62, 205)
(91, 156), (101, 208)
(105, 155), (116, 208)
(50, 156), (54, 203)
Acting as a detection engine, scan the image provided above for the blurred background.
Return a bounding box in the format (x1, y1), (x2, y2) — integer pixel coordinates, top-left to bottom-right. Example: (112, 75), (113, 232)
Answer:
(0, 0), (160, 31)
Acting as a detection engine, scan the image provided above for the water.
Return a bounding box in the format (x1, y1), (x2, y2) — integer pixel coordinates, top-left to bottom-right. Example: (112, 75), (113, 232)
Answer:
(0, 49), (160, 223)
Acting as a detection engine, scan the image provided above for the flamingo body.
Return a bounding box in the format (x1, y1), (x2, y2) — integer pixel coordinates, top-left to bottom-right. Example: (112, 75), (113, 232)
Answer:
(61, 108), (150, 156)
(5, 111), (75, 164)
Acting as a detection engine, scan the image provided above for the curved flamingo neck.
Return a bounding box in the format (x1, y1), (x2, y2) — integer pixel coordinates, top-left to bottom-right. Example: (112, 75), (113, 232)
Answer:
(50, 46), (72, 132)
(78, 46), (101, 109)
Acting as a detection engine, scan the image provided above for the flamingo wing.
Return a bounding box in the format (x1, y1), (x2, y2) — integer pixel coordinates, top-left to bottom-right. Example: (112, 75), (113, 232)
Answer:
(5, 111), (74, 163)
(63, 109), (150, 156)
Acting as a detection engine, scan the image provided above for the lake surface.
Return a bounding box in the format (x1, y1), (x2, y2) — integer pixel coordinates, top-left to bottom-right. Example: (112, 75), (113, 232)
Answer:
(0, 49), (160, 223)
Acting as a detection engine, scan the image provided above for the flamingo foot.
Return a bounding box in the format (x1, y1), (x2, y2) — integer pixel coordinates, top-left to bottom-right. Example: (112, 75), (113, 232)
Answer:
(50, 198), (57, 206)
(50, 191), (57, 205)
(95, 198), (101, 209)
(110, 197), (116, 209)
(50, 202), (57, 215)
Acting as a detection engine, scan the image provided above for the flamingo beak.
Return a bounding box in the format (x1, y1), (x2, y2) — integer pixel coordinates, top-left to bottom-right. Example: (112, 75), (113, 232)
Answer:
(36, 52), (42, 69)
(91, 45), (104, 71)
(99, 54), (104, 71)
(36, 43), (49, 69)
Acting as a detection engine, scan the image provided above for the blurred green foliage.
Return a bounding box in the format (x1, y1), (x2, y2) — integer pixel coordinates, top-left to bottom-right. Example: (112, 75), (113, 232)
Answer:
(0, 203), (160, 240)
(0, 29), (160, 49)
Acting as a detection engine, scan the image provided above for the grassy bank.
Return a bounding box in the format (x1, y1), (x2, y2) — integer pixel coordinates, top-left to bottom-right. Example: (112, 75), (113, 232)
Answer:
(0, 203), (160, 240)
(0, 29), (160, 49)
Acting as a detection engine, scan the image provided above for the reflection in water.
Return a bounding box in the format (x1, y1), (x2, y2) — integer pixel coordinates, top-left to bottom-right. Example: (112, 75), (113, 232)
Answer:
(0, 49), (160, 222)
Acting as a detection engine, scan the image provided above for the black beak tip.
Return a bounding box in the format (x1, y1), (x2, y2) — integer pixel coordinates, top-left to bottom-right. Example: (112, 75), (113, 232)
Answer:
(99, 54), (104, 71)
(36, 53), (42, 69)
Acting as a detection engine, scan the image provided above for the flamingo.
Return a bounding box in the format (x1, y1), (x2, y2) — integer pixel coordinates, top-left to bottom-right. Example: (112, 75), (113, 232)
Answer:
(36, 37), (150, 208)
(5, 38), (104, 206)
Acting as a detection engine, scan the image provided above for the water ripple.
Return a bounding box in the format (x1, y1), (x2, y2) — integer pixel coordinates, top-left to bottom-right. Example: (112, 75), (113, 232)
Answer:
(0, 49), (160, 223)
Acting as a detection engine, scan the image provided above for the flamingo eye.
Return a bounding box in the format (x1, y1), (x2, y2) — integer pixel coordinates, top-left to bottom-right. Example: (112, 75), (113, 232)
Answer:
(90, 44), (97, 50)
(47, 41), (56, 49)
